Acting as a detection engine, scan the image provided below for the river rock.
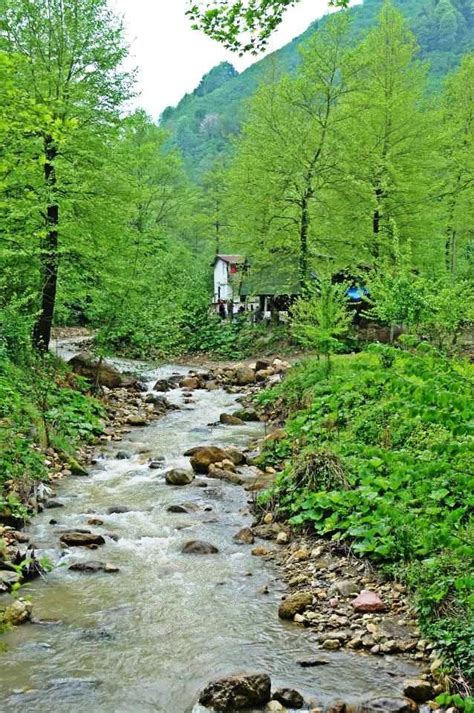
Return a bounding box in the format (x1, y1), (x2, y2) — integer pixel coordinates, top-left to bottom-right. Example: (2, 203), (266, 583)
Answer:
(358, 698), (414, 713)
(43, 500), (64, 509)
(352, 590), (388, 613)
(167, 504), (193, 514)
(273, 688), (305, 708)
(68, 456), (88, 476)
(181, 540), (219, 555)
(276, 531), (289, 545)
(330, 579), (359, 597)
(266, 702), (286, 712)
(126, 414), (148, 426)
(165, 469), (194, 486)
(233, 408), (261, 422)
(146, 393), (168, 405)
(153, 379), (171, 392)
(69, 561), (119, 574)
(233, 528), (255, 545)
(220, 413), (244, 426)
(322, 639), (341, 650)
(180, 376), (200, 390)
(255, 358), (272, 372)
(60, 530), (105, 547)
(199, 673), (271, 711)
(3, 598), (32, 626)
(187, 446), (230, 473)
(278, 592), (313, 619)
(0, 570), (21, 590)
(68, 352), (132, 389)
(402, 679), (434, 703)
(209, 468), (245, 486)
(149, 460), (165, 469)
(116, 451), (132, 460)
(256, 368), (274, 382)
(235, 366), (256, 386)
(224, 447), (246, 466)
(106, 505), (130, 514)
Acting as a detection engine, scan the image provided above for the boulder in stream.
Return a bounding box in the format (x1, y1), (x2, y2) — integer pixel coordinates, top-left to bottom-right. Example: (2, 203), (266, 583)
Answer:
(2, 598), (32, 626)
(199, 673), (271, 711)
(153, 379), (171, 392)
(234, 366), (256, 386)
(358, 698), (415, 713)
(181, 540), (219, 555)
(402, 679), (435, 703)
(106, 505), (131, 514)
(220, 413), (244, 426)
(60, 530), (106, 547)
(69, 561), (120, 574)
(272, 687), (305, 709)
(187, 446), (230, 474)
(165, 469), (194, 486)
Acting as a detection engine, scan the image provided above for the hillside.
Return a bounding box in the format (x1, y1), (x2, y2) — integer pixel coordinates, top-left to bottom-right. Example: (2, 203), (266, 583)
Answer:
(161, 0), (474, 179)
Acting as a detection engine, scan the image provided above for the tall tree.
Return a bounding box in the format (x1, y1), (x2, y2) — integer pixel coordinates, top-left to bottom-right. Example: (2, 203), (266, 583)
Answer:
(226, 13), (356, 284)
(340, 2), (435, 266)
(1, 0), (131, 350)
(438, 53), (474, 274)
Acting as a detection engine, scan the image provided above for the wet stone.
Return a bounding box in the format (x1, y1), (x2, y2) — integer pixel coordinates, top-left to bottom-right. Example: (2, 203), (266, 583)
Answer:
(278, 592), (313, 619)
(199, 673), (271, 711)
(69, 561), (120, 574)
(60, 531), (106, 547)
(181, 540), (219, 555)
(272, 687), (305, 708)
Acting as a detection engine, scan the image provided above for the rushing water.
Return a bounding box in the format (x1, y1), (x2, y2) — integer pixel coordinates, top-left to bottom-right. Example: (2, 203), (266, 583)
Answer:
(0, 362), (420, 713)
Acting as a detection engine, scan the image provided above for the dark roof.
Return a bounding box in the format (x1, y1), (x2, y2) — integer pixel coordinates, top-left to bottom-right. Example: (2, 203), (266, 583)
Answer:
(240, 261), (301, 297)
(215, 254), (245, 264)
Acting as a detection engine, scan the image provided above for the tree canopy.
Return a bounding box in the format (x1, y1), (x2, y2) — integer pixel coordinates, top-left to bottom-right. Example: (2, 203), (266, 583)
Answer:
(187, 0), (350, 53)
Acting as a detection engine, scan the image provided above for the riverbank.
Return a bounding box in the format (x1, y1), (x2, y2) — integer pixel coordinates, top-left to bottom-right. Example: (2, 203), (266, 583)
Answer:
(250, 346), (473, 703)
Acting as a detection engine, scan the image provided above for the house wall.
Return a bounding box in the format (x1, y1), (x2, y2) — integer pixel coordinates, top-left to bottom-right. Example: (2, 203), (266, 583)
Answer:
(214, 259), (233, 302)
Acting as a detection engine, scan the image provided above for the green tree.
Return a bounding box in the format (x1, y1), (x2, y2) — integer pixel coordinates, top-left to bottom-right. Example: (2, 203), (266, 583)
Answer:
(291, 276), (351, 369)
(226, 13), (357, 284)
(438, 54), (474, 275)
(340, 2), (436, 267)
(1, 0), (132, 350)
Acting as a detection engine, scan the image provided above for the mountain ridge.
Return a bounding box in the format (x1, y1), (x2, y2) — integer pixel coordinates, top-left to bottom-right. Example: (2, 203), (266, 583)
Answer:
(161, 0), (474, 178)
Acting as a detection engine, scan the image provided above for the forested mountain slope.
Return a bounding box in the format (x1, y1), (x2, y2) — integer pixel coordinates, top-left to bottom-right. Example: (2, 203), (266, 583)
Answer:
(161, 0), (474, 178)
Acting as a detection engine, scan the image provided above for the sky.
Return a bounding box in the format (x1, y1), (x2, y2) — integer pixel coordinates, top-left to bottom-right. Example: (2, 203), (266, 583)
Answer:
(110, 0), (362, 120)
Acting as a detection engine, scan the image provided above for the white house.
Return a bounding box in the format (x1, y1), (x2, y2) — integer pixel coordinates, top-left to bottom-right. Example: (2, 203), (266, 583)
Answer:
(213, 254), (245, 306)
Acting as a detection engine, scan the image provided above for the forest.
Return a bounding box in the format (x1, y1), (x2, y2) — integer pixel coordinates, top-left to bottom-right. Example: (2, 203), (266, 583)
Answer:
(0, 0), (473, 709)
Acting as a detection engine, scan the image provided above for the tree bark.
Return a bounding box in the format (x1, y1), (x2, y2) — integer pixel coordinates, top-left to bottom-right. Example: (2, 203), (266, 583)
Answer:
(33, 135), (59, 351)
(371, 184), (383, 259)
(299, 192), (310, 288)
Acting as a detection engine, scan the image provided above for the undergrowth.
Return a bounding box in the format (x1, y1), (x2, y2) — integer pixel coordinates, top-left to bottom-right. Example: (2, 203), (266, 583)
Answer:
(0, 353), (104, 523)
(256, 344), (474, 692)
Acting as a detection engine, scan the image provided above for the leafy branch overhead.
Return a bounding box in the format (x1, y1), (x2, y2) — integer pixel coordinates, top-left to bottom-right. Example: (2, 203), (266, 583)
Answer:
(187, 0), (350, 53)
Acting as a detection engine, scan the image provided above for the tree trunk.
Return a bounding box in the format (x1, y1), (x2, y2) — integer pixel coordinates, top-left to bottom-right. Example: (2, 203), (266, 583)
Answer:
(445, 227), (457, 274)
(299, 193), (310, 288)
(371, 185), (383, 259)
(33, 136), (59, 351)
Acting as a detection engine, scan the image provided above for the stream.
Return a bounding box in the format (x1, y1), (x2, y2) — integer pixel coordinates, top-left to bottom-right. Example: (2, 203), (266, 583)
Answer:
(0, 359), (421, 713)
